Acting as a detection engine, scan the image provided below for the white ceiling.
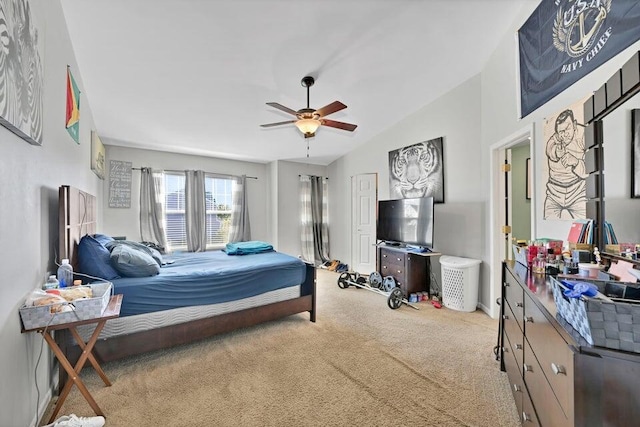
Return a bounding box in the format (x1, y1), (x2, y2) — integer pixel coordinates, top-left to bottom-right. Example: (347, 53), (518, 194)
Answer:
(60, 0), (537, 166)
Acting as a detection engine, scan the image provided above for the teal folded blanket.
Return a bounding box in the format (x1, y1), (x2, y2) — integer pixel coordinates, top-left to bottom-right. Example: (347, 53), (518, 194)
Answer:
(225, 241), (274, 255)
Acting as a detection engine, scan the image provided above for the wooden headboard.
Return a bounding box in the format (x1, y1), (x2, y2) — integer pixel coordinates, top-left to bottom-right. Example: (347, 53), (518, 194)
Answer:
(59, 185), (97, 272)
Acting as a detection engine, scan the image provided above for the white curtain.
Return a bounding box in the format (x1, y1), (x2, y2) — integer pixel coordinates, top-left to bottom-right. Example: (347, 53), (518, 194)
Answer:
(300, 175), (329, 265)
(228, 175), (251, 242)
(140, 168), (167, 251)
(185, 170), (207, 252)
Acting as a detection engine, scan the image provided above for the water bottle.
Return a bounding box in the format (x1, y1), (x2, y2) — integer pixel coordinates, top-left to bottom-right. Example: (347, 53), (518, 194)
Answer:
(44, 275), (59, 290)
(57, 259), (74, 288)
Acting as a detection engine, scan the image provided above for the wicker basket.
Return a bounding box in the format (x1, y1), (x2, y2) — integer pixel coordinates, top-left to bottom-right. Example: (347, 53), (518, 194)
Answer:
(19, 282), (112, 330)
(551, 277), (640, 353)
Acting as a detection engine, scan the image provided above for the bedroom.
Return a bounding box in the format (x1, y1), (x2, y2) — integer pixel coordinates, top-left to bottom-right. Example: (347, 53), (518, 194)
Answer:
(3, 0), (640, 426)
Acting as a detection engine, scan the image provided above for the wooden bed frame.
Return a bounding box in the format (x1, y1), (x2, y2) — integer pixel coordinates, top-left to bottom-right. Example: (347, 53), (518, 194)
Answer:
(56, 185), (316, 370)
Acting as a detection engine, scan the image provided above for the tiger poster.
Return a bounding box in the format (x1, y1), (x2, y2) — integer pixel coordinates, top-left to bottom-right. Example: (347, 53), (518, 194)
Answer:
(388, 137), (444, 203)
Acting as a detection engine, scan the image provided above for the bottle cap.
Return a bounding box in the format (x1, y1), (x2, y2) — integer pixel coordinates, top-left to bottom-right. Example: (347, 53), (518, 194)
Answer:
(73, 279), (82, 286)
(61, 258), (69, 264)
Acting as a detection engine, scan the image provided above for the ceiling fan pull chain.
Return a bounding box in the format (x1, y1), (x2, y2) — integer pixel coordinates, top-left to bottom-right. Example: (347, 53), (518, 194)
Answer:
(307, 140), (310, 158)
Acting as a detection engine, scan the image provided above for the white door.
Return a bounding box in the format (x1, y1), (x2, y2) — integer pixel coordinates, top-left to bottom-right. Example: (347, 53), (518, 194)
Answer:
(351, 174), (377, 274)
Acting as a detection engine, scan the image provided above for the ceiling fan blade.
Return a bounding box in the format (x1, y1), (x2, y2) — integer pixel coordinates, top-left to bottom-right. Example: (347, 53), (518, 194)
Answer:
(322, 119), (357, 132)
(260, 120), (296, 128)
(266, 102), (298, 116)
(315, 101), (347, 118)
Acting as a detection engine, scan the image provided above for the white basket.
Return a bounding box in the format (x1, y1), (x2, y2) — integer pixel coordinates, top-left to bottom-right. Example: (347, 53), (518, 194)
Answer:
(19, 282), (112, 330)
(440, 256), (481, 312)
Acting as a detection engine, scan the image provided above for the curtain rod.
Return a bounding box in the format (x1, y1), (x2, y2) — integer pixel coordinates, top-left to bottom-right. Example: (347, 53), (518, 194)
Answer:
(299, 174), (329, 179)
(131, 167), (257, 180)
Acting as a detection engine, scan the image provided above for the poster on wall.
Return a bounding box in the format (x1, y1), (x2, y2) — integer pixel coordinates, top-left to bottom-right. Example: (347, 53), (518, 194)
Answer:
(0, 0), (44, 145)
(542, 97), (589, 220)
(518, 0), (640, 118)
(109, 160), (132, 208)
(388, 137), (444, 203)
(65, 66), (81, 144)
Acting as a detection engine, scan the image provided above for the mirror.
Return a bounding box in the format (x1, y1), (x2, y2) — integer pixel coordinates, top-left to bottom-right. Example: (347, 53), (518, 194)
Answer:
(602, 90), (640, 246)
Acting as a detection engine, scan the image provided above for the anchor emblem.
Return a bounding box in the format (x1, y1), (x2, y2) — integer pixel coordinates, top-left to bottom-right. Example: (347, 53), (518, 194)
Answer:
(553, 0), (612, 58)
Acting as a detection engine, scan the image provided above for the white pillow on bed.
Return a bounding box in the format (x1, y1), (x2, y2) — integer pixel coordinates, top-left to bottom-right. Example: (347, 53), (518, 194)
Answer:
(110, 244), (160, 277)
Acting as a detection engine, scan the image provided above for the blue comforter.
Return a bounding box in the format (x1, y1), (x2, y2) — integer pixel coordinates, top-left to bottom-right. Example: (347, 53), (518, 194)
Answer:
(108, 250), (306, 317)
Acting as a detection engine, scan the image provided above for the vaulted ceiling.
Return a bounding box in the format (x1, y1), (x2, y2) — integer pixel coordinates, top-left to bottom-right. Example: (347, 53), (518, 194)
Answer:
(60, 0), (538, 165)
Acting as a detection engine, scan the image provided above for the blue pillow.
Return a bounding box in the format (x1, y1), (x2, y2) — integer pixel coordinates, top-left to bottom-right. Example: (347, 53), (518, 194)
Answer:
(110, 244), (160, 277)
(105, 240), (163, 267)
(78, 235), (120, 280)
(93, 233), (114, 247)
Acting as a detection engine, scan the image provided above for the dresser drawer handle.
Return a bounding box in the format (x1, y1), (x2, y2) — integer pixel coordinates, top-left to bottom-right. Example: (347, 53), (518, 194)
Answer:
(504, 282), (510, 287)
(382, 266), (387, 269)
(502, 314), (509, 320)
(396, 257), (401, 261)
(383, 254), (387, 258)
(397, 270), (402, 274)
(496, 297), (502, 306)
(551, 363), (566, 375)
(522, 412), (532, 422)
(502, 346), (509, 353)
(513, 384), (521, 393)
(525, 316), (534, 323)
(515, 343), (523, 350)
(523, 364), (532, 372)
(516, 302), (523, 308)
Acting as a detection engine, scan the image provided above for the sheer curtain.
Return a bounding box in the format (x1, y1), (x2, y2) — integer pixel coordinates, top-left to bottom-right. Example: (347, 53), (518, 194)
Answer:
(185, 170), (207, 252)
(300, 175), (329, 265)
(228, 175), (251, 243)
(140, 167), (167, 250)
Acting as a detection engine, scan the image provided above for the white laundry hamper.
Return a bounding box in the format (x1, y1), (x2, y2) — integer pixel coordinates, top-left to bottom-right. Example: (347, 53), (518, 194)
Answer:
(440, 256), (482, 312)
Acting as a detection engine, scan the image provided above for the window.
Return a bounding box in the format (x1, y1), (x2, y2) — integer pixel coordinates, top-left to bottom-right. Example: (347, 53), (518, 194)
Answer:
(205, 176), (233, 247)
(163, 172), (234, 251)
(164, 173), (187, 250)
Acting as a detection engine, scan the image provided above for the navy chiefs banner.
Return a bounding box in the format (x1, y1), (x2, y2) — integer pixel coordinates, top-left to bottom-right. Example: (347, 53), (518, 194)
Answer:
(519, 0), (640, 118)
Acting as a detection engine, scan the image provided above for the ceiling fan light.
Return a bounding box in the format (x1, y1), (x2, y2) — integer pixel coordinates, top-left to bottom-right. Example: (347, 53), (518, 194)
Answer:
(295, 118), (321, 136)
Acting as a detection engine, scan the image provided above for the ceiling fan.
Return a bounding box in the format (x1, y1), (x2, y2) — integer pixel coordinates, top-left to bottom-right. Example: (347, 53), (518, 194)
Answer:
(261, 76), (357, 138)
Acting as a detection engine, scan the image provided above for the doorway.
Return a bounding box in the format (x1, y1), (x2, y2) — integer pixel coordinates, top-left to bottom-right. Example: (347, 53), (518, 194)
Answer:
(351, 173), (378, 274)
(488, 125), (534, 318)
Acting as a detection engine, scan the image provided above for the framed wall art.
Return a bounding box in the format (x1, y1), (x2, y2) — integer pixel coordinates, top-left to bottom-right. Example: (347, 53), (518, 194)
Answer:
(91, 131), (106, 180)
(388, 137), (444, 203)
(65, 66), (81, 144)
(0, 0), (44, 145)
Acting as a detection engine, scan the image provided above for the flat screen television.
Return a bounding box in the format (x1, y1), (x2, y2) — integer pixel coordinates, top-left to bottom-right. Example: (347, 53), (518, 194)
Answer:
(377, 197), (434, 248)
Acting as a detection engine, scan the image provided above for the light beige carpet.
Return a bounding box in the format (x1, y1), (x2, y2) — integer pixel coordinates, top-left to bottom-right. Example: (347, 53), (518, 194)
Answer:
(43, 269), (519, 426)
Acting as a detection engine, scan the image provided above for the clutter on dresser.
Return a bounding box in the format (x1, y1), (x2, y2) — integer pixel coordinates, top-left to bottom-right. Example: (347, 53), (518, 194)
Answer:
(551, 276), (640, 353)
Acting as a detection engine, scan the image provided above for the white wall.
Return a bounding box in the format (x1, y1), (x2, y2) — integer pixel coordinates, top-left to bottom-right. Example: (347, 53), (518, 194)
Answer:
(328, 75), (484, 297)
(102, 145), (270, 244)
(0, 1), (102, 425)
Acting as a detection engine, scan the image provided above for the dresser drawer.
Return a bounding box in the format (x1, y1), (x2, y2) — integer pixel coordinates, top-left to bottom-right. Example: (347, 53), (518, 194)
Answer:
(504, 304), (524, 368)
(524, 339), (571, 427)
(504, 269), (525, 332)
(504, 310), (524, 376)
(379, 249), (405, 267)
(521, 384), (540, 426)
(524, 293), (574, 420)
(503, 331), (524, 417)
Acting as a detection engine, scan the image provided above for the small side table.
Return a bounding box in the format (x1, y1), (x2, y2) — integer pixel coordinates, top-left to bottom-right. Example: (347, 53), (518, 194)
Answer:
(22, 294), (123, 424)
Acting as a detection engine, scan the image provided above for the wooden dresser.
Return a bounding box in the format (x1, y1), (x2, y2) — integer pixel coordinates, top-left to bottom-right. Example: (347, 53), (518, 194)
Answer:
(377, 246), (429, 296)
(500, 261), (640, 427)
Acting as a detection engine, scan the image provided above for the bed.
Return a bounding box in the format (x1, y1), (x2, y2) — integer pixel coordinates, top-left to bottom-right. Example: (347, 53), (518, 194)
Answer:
(56, 185), (316, 370)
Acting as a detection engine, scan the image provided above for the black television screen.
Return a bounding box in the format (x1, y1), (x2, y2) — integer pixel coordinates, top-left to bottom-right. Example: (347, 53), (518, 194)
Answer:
(377, 197), (434, 248)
